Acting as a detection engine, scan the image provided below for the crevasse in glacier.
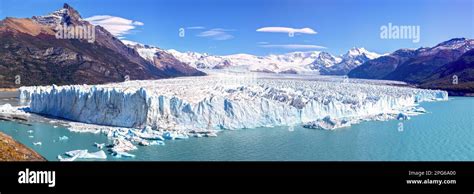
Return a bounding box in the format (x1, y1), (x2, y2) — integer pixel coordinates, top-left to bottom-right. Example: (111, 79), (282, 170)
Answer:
(18, 74), (448, 131)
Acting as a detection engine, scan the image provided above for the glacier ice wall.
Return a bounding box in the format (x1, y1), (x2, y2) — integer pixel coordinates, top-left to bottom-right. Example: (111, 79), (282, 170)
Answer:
(19, 76), (448, 130)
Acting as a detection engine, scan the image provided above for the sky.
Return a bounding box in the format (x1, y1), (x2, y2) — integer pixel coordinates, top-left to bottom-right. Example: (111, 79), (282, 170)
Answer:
(0, 0), (472, 56)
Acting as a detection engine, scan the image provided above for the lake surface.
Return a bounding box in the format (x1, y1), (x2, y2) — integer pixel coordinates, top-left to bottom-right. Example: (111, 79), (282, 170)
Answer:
(0, 96), (472, 161)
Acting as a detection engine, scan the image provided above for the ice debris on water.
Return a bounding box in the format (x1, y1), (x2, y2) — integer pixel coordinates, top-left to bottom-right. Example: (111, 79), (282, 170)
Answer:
(33, 142), (42, 146)
(111, 151), (135, 158)
(57, 150), (107, 161)
(58, 136), (69, 141)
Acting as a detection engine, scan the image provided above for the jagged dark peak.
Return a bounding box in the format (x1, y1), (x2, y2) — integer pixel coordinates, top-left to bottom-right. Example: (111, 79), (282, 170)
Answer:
(62, 3), (83, 22)
(32, 3), (84, 26)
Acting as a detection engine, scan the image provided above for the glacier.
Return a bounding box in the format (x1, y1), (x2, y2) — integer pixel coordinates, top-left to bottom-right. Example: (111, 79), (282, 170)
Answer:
(19, 73), (448, 132)
(16, 73), (449, 159)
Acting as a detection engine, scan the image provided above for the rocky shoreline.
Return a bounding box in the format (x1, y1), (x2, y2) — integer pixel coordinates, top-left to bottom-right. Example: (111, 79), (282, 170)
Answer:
(0, 131), (46, 161)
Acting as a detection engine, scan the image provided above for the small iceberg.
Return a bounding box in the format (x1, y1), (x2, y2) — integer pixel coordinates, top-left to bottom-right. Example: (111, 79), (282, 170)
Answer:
(57, 154), (79, 162)
(84, 150), (107, 159)
(163, 131), (189, 140)
(110, 138), (137, 152)
(137, 139), (165, 146)
(112, 151), (135, 158)
(412, 107), (426, 113)
(27, 130), (33, 133)
(58, 136), (69, 141)
(59, 149), (107, 161)
(148, 140), (165, 146)
(28, 135), (34, 138)
(205, 132), (218, 137)
(33, 142), (42, 146)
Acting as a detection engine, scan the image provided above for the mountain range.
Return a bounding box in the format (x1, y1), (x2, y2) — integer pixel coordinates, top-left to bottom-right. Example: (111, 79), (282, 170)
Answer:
(0, 4), (203, 88)
(128, 45), (380, 75)
(349, 38), (473, 95)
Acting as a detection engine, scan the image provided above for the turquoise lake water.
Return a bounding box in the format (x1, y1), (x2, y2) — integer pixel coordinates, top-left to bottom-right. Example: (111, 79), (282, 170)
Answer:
(0, 97), (473, 161)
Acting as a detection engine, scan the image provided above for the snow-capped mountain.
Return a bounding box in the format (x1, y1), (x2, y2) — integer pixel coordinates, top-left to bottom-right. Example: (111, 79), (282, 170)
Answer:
(32, 3), (84, 26)
(161, 48), (379, 75)
(306, 51), (342, 71)
(166, 50), (325, 73)
(123, 42), (205, 76)
(349, 38), (473, 83)
(320, 47), (381, 75)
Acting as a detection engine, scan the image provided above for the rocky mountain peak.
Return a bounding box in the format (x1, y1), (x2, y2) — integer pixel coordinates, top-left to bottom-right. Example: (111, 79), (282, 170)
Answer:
(32, 3), (84, 26)
(436, 38), (467, 47)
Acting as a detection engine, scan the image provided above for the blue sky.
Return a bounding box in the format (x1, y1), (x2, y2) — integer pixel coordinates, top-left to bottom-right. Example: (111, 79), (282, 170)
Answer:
(0, 0), (472, 55)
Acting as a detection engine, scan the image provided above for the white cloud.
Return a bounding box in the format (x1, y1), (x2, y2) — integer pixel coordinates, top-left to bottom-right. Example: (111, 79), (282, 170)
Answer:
(132, 21), (144, 26)
(256, 27), (317, 35)
(197, 28), (234, 40)
(259, 44), (326, 49)
(85, 15), (144, 37)
(187, 26), (206, 30)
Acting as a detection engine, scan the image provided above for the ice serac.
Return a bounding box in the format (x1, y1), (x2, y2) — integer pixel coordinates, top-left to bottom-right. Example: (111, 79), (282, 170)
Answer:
(19, 75), (448, 130)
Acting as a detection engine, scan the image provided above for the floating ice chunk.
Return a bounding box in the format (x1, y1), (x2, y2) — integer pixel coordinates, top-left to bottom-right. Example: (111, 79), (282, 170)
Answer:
(205, 132), (218, 137)
(86, 150), (107, 159)
(28, 135), (34, 138)
(27, 130), (33, 133)
(112, 151), (135, 158)
(134, 130), (164, 141)
(53, 126), (58, 128)
(65, 149), (87, 157)
(63, 149), (107, 160)
(33, 142), (42, 146)
(58, 154), (79, 161)
(163, 132), (189, 140)
(148, 140), (165, 146)
(110, 138), (137, 152)
(58, 136), (69, 141)
(411, 107), (426, 113)
(138, 138), (165, 146)
(94, 142), (105, 149)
